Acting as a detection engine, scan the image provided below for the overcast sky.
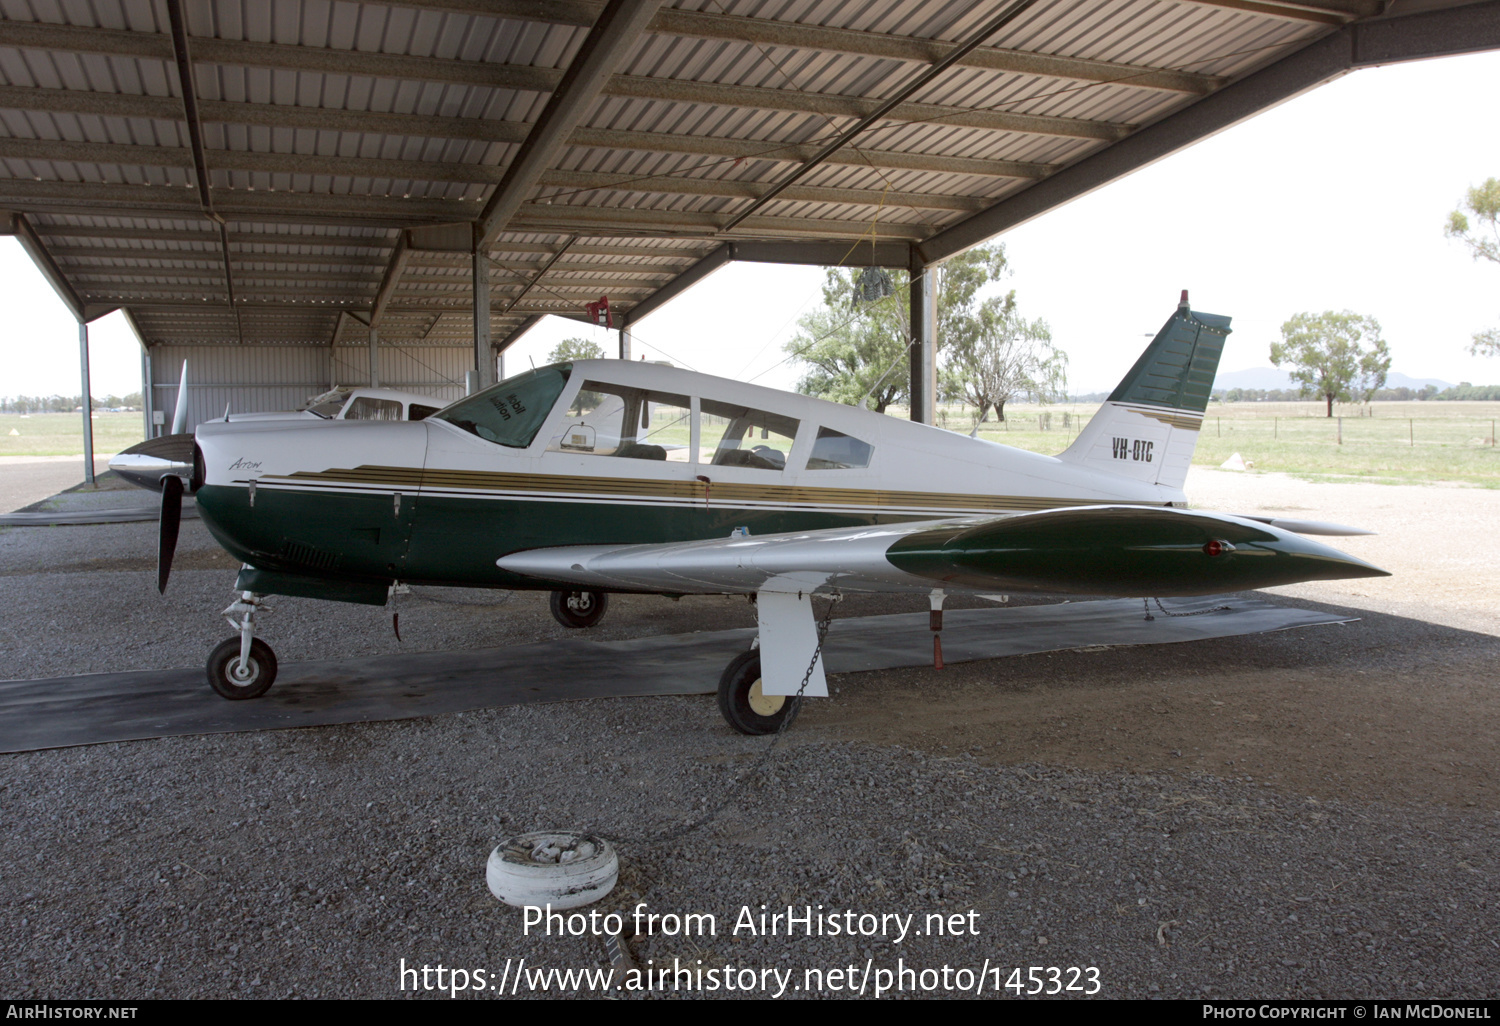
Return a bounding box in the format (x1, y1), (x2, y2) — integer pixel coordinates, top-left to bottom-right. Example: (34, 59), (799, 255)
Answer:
(2, 47), (1497, 400)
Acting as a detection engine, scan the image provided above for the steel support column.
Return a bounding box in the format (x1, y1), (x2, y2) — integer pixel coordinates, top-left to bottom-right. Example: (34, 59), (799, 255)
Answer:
(619, 324), (633, 361)
(140, 347), (153, 439)
(907, 250), (937, 425)
(368, 327), (379, 388)
(78, 321), (95, 485)
(473, 232), (495, 390)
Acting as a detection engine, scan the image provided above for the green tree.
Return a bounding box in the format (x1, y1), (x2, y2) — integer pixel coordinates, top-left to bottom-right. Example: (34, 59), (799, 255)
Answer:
(785, 268), (912, 413)
(1443, 177), (1500, 357)
(784, 244), (1019, 414)
(1270, 311), (1391, 417)
(939, 254), (1063, 423)
(547, 337), (605, 364)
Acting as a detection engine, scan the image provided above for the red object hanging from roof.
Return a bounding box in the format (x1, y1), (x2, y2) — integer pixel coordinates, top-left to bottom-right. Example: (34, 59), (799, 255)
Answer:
(586, 295), (612, 328)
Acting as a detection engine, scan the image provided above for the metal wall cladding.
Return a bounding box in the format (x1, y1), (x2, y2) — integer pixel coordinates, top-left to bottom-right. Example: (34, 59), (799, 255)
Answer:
(149, 340), (464, 430)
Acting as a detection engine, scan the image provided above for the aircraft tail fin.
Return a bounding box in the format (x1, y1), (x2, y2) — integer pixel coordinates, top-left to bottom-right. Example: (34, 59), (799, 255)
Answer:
(1057, 292), (1231, 493)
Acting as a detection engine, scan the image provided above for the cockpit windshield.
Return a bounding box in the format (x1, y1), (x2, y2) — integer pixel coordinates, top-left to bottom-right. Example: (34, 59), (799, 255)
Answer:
(432, 364), (571, 448)
(303, 388), (353, 419)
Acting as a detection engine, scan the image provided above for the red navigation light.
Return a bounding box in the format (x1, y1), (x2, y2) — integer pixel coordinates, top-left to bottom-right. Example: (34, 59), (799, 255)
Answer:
(1203, 539), (1225, 557)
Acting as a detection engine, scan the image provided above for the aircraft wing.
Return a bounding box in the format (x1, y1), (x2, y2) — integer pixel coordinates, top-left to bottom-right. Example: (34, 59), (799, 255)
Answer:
(497, 504), (1388, 599)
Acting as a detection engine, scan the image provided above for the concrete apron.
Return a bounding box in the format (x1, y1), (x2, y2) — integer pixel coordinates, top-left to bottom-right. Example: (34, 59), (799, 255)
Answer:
(0, 597), (1352, 752)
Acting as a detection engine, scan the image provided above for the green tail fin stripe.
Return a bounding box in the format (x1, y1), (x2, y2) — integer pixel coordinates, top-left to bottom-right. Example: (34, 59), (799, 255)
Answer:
(1106, 306), (1232, 414)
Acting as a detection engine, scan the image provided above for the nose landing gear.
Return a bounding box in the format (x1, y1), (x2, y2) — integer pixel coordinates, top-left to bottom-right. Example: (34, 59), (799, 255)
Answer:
(207, 591), (278, 700)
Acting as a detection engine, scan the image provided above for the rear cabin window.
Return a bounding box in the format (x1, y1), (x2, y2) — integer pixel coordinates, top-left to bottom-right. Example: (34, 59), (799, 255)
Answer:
(408, 404), (442, 421)
(806, 427), (874, 470)
(701, 398), (798, 470)
(547, 381), (693, 461)
(343, 396), (403, 421)
(434, 364), (571, 448)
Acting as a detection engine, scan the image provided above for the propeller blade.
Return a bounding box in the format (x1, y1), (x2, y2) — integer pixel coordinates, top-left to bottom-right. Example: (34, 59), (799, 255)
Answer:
(171, 360), (189, 435)
(158, 475), (183, 594)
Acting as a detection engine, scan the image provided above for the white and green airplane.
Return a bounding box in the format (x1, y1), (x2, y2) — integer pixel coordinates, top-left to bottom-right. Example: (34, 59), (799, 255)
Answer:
(153, 293), (1386, 734)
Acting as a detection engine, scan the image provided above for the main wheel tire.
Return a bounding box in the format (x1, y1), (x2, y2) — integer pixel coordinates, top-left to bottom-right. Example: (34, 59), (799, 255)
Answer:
(717, 650), (800, 736)
(486, 832), (618, 909)
(550, 589), (609, 628)
(206, 637), (278, 700)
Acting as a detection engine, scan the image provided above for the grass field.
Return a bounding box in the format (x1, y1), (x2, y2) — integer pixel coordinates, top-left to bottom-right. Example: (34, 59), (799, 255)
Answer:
(6, 402), (1498, 488)
(0, 412), (145, 458)
(927, 400), (1500, 488)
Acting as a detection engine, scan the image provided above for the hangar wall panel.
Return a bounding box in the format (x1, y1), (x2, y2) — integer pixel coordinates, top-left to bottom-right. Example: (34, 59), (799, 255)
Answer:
(149, 344), (467, 431)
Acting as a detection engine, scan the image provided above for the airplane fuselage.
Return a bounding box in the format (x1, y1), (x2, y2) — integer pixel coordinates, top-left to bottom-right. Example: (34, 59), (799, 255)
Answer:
(193, 359), (1187, 595)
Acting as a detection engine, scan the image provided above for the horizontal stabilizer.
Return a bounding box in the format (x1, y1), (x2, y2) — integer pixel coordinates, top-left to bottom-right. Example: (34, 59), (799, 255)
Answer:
(1233, 515), (1375, 537)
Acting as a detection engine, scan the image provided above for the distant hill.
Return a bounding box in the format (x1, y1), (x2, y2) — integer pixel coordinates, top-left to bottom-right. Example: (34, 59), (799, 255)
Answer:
(1214, 368), (1453, 391)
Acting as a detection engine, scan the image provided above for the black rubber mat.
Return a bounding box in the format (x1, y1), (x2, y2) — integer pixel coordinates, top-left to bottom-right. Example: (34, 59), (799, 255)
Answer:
(0, 596), (1351, 752)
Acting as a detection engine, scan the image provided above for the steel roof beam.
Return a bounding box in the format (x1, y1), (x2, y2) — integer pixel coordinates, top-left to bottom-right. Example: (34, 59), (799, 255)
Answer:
(644, 7), (1221, 94)
(0, 138), (998, 212)
(538, 170), (992, 212)
(603, 76), (1129, 141)
(564, 127), (1052, 179)
(0, 179), (480, 223)
(11, 213), (85, 321)
(31, 225), (395, 247)
(493, 314), (547, 355)
(1178, 0), (1371, 25)
(728, 240), (910, 267)
(721, 0), (1042, 233)
(394, 0), (1286, 79)
(72, 268), (380, 285)
(476, 0), (663, 248)
(52, 247), (393, 268)
(0, 23), (1127, 145)
(444, 0), (1379, 27)
(917, 0), (1500, 264)
(370, 231), (412, 327)
(117, 299), (615, 316)
(621, 243), (729, 327)
(0, 85), (1053, 180)
(508, 203), (932, 240)
(37, 228), (705, 262)
(164, 0), (240, 339)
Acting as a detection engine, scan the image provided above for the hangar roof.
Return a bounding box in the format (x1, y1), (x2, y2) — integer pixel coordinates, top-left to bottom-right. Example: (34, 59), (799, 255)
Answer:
(0, 0), (1495, 351)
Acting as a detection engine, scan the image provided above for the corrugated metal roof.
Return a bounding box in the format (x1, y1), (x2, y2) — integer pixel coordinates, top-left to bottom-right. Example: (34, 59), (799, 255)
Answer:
(0, 0), (1422, 350)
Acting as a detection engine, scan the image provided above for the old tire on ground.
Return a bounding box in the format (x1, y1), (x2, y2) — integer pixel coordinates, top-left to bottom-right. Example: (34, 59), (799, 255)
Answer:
(717, 649), (801, 736)
(550, 589), (609, 628)
(206, 637), (278, 700)
(486, 832), (618, 909)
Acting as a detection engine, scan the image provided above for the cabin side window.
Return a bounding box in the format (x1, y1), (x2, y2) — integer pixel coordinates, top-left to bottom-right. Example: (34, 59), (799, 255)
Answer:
(433, 364), (571, 448)
(546, 381), (693, 462)
(408, 404), (442, 421)
(806, 426), (874, 470)
(701, 398), (799, 470)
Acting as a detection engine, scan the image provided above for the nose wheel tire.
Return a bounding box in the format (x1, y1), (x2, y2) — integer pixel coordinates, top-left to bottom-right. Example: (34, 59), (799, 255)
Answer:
(206, 637), (278, 700)
(550, 589), (609, 628)
(717, 650), (800, 736)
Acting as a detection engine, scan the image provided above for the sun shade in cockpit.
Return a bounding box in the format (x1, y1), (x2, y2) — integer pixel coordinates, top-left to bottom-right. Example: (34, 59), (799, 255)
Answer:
(435, 364), (572, 448)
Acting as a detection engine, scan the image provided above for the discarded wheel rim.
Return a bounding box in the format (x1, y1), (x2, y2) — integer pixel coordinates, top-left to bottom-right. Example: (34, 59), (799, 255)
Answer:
(486, 831), (618, 909)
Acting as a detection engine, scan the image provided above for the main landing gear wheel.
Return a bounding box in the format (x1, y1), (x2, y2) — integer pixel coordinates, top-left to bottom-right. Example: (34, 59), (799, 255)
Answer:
(206, 637), (278, 700)
(717, 650), (800, 736)
(550, 589), (609, 628)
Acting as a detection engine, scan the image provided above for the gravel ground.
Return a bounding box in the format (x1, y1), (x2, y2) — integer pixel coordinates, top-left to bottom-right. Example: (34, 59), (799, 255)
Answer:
(1, 469), (1497, 1000)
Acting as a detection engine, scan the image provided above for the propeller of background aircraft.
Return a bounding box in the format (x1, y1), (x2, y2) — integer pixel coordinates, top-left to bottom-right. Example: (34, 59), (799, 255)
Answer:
(157, 361), (191, 593)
